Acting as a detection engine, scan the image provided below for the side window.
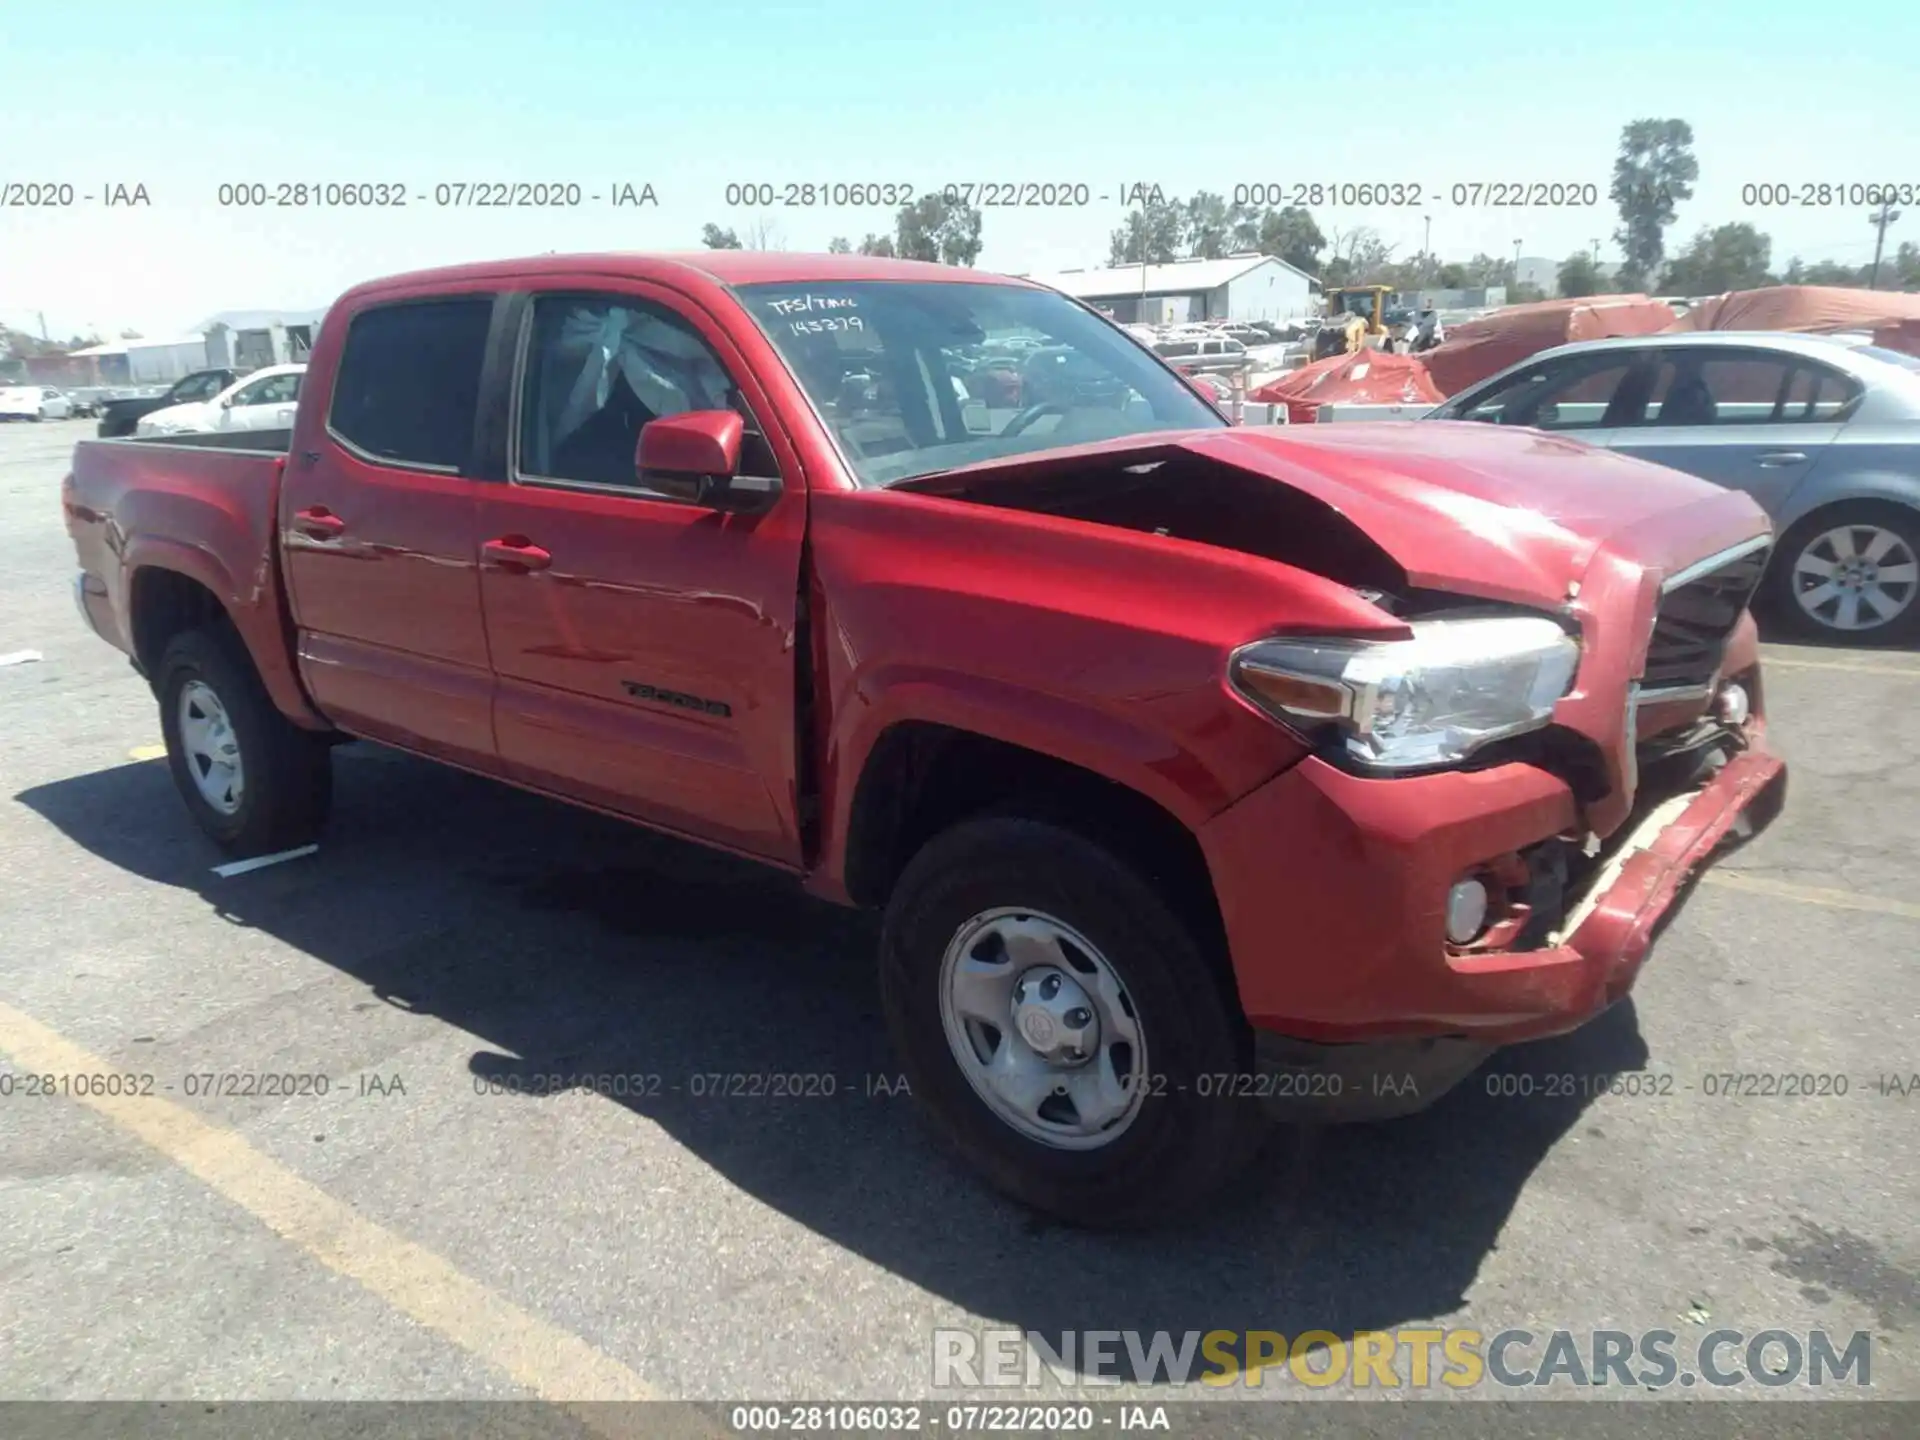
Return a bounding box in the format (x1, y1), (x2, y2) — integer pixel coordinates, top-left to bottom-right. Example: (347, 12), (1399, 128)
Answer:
(1781, 362), (1863, 421)
(1640, 351), (1807, 427)
(176, 374), (222, 402)
(234, 373), (299, 406)
(329, 298), (493, 470)
(1457, 359), (1640, 430)
(515, 293), (778, 490)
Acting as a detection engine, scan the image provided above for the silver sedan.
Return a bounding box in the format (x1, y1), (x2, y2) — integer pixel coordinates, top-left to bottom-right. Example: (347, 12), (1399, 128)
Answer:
(1426, 331), (1920, 642)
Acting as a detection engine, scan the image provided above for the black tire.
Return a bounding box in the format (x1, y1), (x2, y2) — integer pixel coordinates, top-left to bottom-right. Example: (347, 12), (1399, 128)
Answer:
(879, 817), (1269, 1229)
(156, 625), (332, 856)
(1762, 500), (1920, 645)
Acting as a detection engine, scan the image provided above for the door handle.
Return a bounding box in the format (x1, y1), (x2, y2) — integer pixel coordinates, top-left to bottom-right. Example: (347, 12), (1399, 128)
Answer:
(293, 505), (345, 538)
(482, 537), (552, 572)
(1755, 451), (1808, 467)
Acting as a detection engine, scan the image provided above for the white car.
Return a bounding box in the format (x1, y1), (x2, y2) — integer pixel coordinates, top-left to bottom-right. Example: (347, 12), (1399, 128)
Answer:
(0, 384), (74, 421)
(136, 364), (305, 437)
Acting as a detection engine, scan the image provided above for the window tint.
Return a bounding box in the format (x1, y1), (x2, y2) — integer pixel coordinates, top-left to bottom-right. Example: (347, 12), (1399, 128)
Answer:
(330, 298), (493, 469)
(1454, 359), (1638, 430)
(516, 294), (777, 490)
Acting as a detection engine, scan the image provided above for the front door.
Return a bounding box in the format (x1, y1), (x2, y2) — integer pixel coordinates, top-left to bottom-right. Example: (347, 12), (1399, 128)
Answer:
(280, 293), (502, 766)
(476, 284), (809, 864)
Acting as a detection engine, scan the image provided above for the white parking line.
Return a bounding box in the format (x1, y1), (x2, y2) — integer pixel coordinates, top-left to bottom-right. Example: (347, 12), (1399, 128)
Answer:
(1701, 870), (1920, 921)
(1761, 655), (1920, 679)
(211, 844), (321, 878)
(0, 999), (675, 1419)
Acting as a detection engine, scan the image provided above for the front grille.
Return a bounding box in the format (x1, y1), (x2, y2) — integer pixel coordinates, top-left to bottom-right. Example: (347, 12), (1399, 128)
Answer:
(1642, 541), (1770, 691)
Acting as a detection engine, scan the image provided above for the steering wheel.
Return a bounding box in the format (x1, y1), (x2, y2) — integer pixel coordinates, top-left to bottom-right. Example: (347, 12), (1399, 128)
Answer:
(1000, 401), (1069, 438)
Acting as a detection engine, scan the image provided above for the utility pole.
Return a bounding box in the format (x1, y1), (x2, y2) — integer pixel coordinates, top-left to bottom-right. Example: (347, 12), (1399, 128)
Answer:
(1591, 237), (1601, 264)
(1422, 214), (1432, 281)
(1868, 200), (1901, 290)
(38, 311), (49, 342)
(1512, 239), (1523, 293)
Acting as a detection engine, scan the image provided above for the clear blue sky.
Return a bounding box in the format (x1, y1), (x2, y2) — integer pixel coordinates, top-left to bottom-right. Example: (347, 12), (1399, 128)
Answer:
(2, 0), (1914, 338)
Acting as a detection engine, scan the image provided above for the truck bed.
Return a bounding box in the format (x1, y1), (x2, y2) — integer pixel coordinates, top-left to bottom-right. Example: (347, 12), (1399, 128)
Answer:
(65, 431), (319, 727)
(101, 427), (293, 452)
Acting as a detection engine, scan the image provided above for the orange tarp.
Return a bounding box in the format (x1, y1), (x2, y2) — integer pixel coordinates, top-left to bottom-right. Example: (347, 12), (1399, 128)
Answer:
(1248, 349), (1443, 423)
(1418, 295), (1676, 396)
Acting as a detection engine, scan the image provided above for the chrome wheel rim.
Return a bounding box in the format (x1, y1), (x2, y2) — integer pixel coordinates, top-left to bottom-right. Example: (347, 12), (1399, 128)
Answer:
(937, 907), (1148, 1150)
(1792, 524), (1918, 632)
(177, 679), (244, 815)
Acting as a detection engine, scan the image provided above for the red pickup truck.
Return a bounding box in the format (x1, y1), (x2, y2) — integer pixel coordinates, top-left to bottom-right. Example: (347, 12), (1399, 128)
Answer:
(64, 252), (1786, 1226)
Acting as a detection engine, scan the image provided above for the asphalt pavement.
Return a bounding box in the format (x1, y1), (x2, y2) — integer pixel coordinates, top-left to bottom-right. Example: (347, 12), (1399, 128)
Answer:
(0, 418), (1913, 1430)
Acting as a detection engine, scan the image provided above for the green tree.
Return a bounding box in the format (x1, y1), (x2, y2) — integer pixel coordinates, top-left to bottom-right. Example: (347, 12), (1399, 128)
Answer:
(1460, 252), (1513, 287)
(1796, 258), (1865, 286)
(1510, 282), (1549, 303)
(856, 233), (896, 257)
(1892, 241), (1920, 290)
(1108, 195), (1185, 265)
(1183, 191), (1234, 259)
(1557, 252), (1603, 297)
(1610, 118), (1698, 291)
(1259, 206), (1326, 273)
(827, 236), (852, 254)
(700, 223), (742, 249)
(1659, 222), (1772, 295)
(895, 194), (982, 265)
(1436, 262), (1469, 288)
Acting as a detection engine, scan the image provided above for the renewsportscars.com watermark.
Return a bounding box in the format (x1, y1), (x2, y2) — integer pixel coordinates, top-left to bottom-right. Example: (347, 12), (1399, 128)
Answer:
(933, 1327), (1873, 1391)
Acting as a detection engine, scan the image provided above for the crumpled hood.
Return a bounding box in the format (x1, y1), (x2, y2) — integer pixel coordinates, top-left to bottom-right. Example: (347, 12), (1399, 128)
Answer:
(1180, 421), (1771, 606)
(899, 420), (1773, 610)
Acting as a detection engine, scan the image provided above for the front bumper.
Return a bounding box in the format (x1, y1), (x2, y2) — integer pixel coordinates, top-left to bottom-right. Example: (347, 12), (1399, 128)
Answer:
(1199, 712), (1785, 1118)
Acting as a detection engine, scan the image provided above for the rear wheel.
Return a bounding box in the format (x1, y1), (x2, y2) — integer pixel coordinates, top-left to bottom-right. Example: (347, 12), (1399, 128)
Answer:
(1764, 501), (1920, 643)
(156, 626), (332, 856)
(879, 817), (1268, 1228)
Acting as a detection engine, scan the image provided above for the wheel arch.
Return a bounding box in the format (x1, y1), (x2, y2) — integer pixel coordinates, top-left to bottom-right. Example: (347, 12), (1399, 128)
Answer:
(840, 720), (1233, 988)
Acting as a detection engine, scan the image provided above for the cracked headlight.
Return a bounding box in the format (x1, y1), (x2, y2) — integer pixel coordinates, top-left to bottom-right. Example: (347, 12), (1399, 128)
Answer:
(1230, 614), (1580, 771)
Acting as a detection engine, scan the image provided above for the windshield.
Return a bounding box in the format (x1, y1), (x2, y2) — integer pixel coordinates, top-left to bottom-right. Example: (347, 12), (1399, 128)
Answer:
(734, 280), (1224, 487)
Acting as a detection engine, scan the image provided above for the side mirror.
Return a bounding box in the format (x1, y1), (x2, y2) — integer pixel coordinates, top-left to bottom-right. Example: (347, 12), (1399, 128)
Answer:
(635, 409), (781, 513)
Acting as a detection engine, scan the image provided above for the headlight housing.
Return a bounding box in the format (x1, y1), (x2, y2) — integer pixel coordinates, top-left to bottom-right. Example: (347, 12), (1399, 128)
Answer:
(1230, 614), (1580, 771)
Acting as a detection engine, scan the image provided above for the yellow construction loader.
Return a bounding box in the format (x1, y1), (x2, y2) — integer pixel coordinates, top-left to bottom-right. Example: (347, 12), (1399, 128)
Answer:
(1311, 285), (1397, 360)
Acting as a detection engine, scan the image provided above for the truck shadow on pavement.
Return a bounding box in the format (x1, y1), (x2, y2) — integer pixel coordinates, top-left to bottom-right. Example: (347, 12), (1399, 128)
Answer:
(18, 744), (1652, 1379)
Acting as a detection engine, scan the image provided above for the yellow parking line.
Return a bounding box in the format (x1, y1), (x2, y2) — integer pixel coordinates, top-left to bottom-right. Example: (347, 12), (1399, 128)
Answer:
(1701, 871), (1920, 921)
(0, 1000), (666, 1413)
(128, 744), (167, 761)
(1760, 655), (1920, 678)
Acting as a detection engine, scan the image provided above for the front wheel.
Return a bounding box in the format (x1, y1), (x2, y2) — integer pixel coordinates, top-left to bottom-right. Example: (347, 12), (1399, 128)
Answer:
(1764, 501), (1920, 643)
(156, 625), (333, 856)
(879, 817), (1268, 1228)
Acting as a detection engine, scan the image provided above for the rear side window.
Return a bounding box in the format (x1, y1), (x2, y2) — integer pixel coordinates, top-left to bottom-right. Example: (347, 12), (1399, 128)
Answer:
(329, 298), (493, 469)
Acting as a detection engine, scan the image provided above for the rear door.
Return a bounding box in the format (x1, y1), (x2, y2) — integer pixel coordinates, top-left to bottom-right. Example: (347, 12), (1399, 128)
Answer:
(280, 294), (504, 767)
(476, 282), (809, 864)
(1605, 346), (1849, 512)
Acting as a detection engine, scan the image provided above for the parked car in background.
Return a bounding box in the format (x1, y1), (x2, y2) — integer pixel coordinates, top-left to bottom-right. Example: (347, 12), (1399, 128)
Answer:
(135, 363), (305, 437)
(96, 368), (241, 437)
(1152, 334), (1250, 373)
(0, 384), (73, 421)
(1428, 331), (1920, 642)
(65, 391), (100, 418)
